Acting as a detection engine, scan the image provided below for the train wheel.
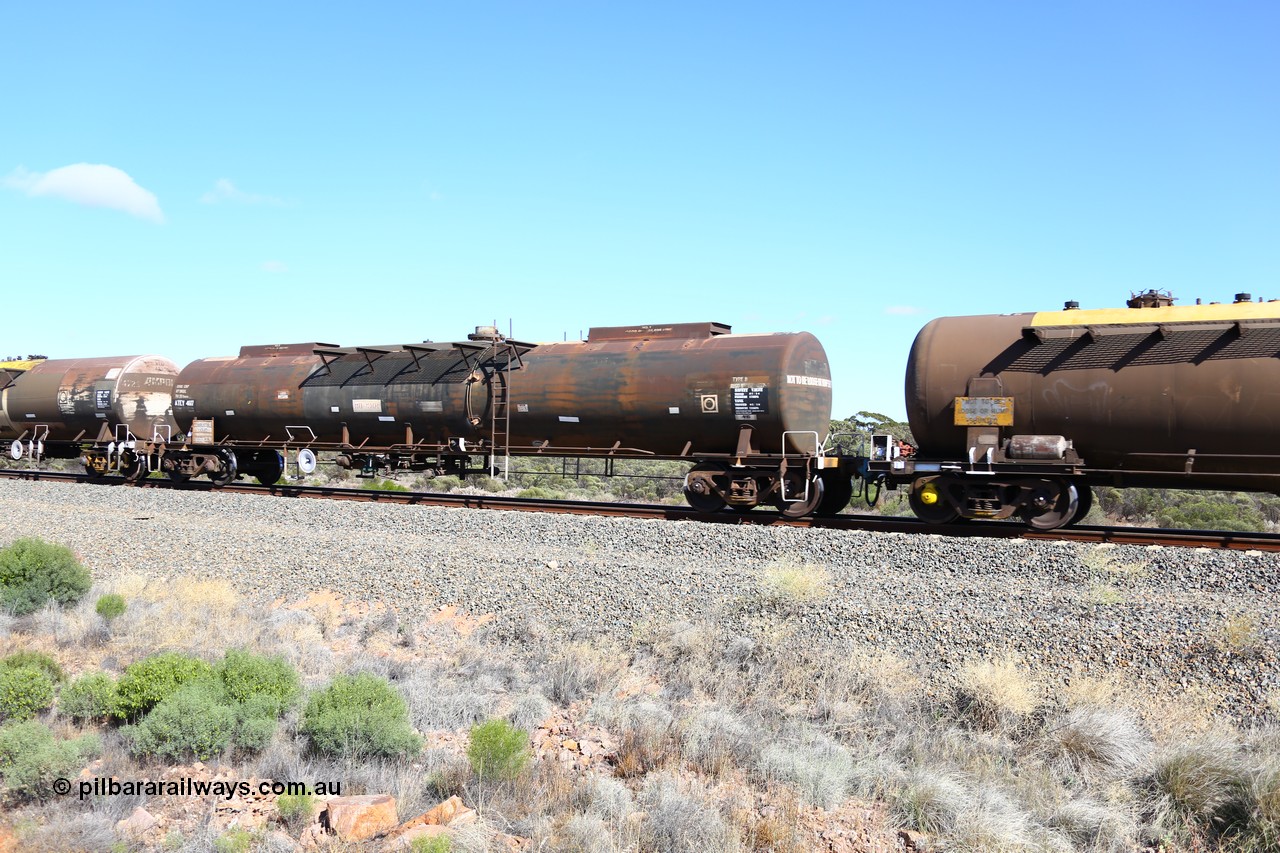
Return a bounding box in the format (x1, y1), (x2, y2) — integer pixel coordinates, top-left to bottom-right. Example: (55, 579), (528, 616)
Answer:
(208, 450), (238, 487)
(816, 471), (854, 515)
(774, 474), (825, 519)
(1019, 479), (1079, 530)
(1066, 483), (1093, 527)
(909, 476), (960, 524)
(683, 463), (727, 513)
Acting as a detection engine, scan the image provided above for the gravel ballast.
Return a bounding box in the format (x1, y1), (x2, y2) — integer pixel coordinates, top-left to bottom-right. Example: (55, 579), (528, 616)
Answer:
(1, 480), (1275, 723)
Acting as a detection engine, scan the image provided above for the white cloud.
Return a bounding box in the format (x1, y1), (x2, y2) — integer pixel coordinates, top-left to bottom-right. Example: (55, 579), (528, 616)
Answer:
(261, 260), (288, 273)
(201, 179), (283, 206)
(884, 305), (921, 315)
(3, 163), (164, 223)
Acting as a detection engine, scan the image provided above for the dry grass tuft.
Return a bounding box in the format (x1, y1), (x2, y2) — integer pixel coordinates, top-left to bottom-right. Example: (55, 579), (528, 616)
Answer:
(681, 706), (759, 775)
(891, 769), (968, 836)
(1145, 733), (1249, 839)
(759, 558), (831, 607)
(1081, 545), (1147, 578)
(953, 656), (1040, 732)
(947, 785), (1040, 851)
(1217, 612), (1264, 658)
(544, 639), (628, 704)
(637, 772), (736, 852)
(1042, 706), (1152, 784)
(757, 727), (854, 810)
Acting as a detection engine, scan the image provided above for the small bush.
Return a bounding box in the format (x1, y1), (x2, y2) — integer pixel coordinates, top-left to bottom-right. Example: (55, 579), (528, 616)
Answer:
(114, 652), (213, 721)
(94, 593), (127, 622)
(467, 718), (530, 781)
(60, 672), (119, 723)
(127, 681), (236, 761)
(301, 673), (421, 758)
(471, 476), (505, 493)
(0, 538), (91, 615)
(0, 650), (65, 683)
(215, 649), (301, 715)
(0, 720), (100, 799)
(0, 665), (56, 721)
(275, 790), (315, 831)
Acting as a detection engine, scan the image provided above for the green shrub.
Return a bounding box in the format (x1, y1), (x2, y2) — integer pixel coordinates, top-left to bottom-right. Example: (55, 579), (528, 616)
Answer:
(215, 650), (301, 716)
(94, 593), (127, 622)
(127, 681), (236, 761)
(213, 828), (252, 853)
(366, 478), (410, 492)
(472, 476), (505, 493)
(60, 672), (119, 723)
(0, 650), (65, 683)
(516, 487), (565, 500)
(126, 651), (299, 760)
(0, 720), (99, 799)
(232, 695), (280, 751)
(114, 652), (213, 722)
(467, 718), (530, 781)
(0, 538), (91, 615)
(301, 673), (422, 758)
(0, 666), (56, 721)
(427, 475), (462, 491)
(410, 836), (453, 853)
(276, 790), (315, 830)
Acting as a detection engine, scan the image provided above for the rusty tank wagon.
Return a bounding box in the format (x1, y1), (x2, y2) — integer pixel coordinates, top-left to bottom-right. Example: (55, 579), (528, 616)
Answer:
(1, 355), (179, 477)
(155, 323), (839, 514)
(863, 291), (1280, 529)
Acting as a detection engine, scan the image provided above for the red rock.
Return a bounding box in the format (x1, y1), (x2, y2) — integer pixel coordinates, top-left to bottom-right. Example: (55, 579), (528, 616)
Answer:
(325, 794), (399, 841)
(116, 807), (158, 838)
(394, 795), (473, 832)
(383, 825), (449, 851)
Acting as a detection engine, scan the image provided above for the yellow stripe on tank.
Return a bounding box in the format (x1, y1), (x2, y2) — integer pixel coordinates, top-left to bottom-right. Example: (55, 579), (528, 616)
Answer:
(1030, 301), (1280, 327)
(0, 360), (41, 371)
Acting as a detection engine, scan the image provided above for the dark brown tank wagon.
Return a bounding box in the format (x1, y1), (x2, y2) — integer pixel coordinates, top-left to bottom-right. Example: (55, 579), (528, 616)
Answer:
(863, 291), (1280, 529)
(1, 355), (180, 478)
(159, 323), (838, 514)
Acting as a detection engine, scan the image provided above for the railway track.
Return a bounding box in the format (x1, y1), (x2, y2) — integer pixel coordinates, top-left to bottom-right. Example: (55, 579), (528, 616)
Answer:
(4, 467), (1279, 552)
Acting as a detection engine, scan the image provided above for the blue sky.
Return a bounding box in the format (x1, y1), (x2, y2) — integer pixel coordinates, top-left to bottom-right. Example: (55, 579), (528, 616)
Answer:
(2, 2), (1276, 420)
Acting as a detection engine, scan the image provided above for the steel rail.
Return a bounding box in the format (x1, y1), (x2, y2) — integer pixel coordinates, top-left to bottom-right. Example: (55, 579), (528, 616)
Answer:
(2, 468), (1278, 551)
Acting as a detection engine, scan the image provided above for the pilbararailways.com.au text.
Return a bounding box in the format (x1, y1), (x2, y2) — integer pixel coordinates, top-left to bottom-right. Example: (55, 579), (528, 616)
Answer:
(72, 778), (341, 800)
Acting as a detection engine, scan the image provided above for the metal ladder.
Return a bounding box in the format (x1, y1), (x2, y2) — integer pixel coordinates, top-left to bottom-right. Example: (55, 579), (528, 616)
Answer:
(489, 370), (510, 478)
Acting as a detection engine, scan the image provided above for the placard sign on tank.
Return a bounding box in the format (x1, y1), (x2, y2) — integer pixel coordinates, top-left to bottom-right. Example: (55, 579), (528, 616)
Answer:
(731, 380), (769, 421)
